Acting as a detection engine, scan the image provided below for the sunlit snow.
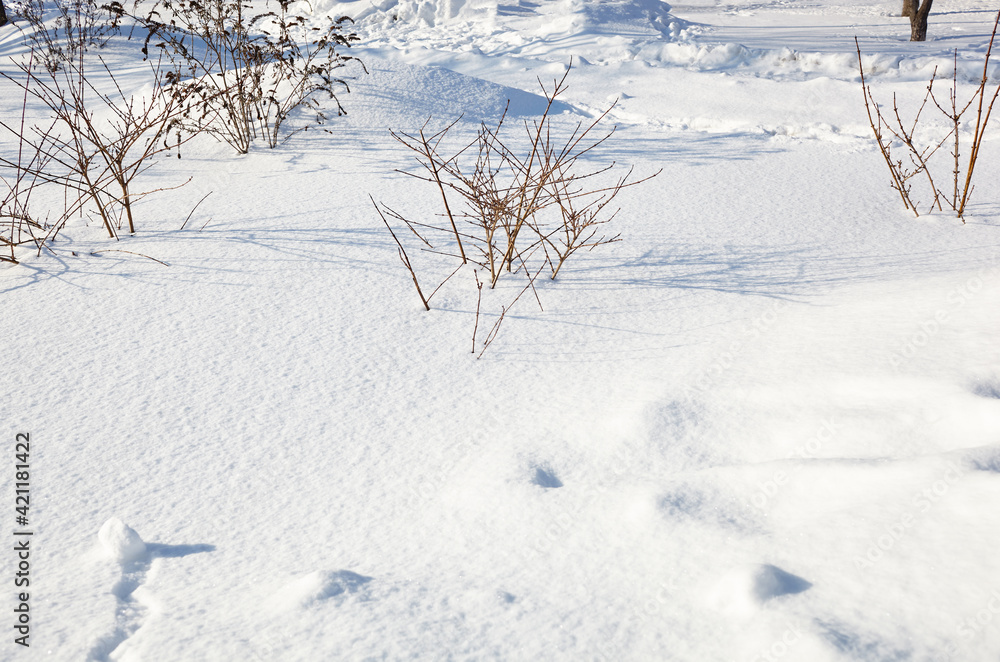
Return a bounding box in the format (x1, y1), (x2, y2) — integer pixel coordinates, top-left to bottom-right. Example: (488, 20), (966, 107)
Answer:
(2, 0), (1000, 659)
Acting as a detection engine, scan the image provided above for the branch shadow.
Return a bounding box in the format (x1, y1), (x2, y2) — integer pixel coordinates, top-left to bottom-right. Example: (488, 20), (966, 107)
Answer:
(554, 241), (1000, 297)
(0, 224), (397, 294)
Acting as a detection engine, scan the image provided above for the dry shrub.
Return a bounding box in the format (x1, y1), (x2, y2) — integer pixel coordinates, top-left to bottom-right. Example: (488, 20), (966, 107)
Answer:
(0, 50), (194, 247)
(856, 9), (1000, 221)
(376, 63), (658, 356)
(134, 0), (364, 153)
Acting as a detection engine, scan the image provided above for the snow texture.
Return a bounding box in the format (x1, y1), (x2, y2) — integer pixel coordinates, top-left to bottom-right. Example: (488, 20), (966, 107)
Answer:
(2, 0), (1000, 659)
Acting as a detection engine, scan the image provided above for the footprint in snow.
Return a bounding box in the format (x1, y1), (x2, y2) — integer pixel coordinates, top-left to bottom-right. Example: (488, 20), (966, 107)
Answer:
(532, 466), (563, 489)
(88, 518), (213, 662)
(496, 590), (516, 604)
(271, 570), (373, 612)
(966, 446), (1000, 473)
(705, 563), (811, 619)
(971, 379), (1000, 400)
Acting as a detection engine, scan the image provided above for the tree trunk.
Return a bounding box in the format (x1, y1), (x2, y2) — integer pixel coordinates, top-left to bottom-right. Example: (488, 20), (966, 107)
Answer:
(901, 0), (915, 18)
(0, 0), (8, 27)
(910, 0), (933, 41)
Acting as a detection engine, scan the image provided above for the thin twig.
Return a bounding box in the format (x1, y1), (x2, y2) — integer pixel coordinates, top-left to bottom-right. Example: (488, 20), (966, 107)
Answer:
(856, 38), (915, 214)
(472, 270), (483, 354)
(371, 194), (430, 311)
(958, 8), (1000, 218)
(180, 191), (213, 230)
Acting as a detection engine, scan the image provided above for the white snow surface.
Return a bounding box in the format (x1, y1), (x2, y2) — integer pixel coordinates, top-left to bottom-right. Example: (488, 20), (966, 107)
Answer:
(3, 0), (1000, 659)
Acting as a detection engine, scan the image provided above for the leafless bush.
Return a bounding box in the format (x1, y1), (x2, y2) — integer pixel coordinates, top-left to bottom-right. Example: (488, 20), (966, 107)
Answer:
(0, 0), (200, 257)
(376, 64), (658, 356)
(0, 66), (49, 263)
(856, 9), (1000, 222)
(0, 48), (195, 245)
(15, 0), (123, 71)
(134, 0), (363, 153)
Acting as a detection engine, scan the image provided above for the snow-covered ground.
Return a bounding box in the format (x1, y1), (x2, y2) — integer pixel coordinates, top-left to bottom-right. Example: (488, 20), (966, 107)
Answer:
(3, 0), (1000, 659)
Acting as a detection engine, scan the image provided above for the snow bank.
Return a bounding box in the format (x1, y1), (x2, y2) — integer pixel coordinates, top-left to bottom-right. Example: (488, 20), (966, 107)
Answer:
(342, 57), (576, 128)
(639, 42), (1000, 81)
(316, 0), (695, 64)
(322, 0), (498, 25)
(322, 0), (682, 33)
(318, 0), (1000, 81)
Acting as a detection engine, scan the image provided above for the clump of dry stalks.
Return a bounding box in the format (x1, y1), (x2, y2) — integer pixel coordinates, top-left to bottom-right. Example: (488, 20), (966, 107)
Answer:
(856, 9), (1000, 222)
(134, 0), (363, 154)
(1, 52), (193, 247)
(374, 64), (658, 356)
(1, 0), (199, 262)
(1, 0), (362, 263)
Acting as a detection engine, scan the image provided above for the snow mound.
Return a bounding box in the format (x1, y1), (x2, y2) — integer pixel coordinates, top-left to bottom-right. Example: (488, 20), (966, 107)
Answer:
(329, 0), (498, 26)
(706, 564), (811, 618)
(635, 42), (1000, 82)
(320, 0), (1000, 80)
(344, 58), (578, 129)
(316, 0), (694, 63)
(327, 0), (679, 32)
(97, 518), (147, 564)
(272, 570), (373, 611)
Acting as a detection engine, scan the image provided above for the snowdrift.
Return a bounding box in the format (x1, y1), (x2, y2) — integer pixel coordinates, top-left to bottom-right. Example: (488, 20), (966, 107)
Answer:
(316, 0), (1000, 80)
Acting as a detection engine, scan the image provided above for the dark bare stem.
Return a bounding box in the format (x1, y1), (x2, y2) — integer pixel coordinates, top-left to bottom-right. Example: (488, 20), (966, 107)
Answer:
(477, 259), (544, 359)
(957, 8), (1000, 218)
(181, 191), (213, 230)
(472, 270), (483, 354)
(426, 263), (464, 303)
(419, 120), (467, 264)
(371, 195), (430, 311)
(857, 38), (917, 215)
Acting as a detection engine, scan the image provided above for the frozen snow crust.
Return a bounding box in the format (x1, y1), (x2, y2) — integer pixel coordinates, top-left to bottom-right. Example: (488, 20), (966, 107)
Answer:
(3, 0), (1000, 660)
